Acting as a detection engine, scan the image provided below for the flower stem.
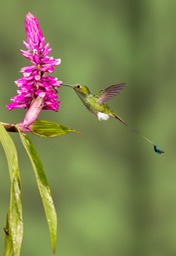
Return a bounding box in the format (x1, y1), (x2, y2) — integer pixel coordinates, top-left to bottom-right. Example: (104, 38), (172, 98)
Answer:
(0, 122), (18, 132)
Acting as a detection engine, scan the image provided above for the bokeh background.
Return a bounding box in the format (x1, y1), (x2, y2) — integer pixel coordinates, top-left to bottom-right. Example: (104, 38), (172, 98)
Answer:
(0, 1), (175, 255)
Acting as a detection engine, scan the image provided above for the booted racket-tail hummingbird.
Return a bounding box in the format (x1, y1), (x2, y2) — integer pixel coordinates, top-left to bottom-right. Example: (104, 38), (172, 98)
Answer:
(62, 83), (164, 154)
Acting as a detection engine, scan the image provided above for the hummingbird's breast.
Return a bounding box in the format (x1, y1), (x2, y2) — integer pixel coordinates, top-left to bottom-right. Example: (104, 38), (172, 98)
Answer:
(86, 94), (108, 115)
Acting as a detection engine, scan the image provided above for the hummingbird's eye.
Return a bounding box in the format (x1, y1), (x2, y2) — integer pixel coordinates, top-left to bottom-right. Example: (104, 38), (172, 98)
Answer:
(76, 85), (82, 89)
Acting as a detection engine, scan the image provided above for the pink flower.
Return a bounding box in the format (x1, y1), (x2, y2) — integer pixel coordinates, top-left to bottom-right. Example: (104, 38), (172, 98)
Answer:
(6, 12), (62, 112)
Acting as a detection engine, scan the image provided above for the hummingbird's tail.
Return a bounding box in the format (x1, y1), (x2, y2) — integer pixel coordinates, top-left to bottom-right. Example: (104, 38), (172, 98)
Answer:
(112, 113), (164, 154)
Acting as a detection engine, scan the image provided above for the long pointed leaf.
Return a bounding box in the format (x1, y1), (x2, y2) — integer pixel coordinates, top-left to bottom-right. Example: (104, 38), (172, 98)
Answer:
(0, 124), (23, 256)
(18, 130), (57, 254)
(31, 119), (79, 138)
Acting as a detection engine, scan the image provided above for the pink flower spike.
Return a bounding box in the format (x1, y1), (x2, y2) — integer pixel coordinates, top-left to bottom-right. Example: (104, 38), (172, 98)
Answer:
(6, 12), (61, 112)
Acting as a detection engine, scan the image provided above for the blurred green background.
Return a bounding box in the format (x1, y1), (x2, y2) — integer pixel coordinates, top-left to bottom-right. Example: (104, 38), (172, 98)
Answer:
(0, 1), (175, 255)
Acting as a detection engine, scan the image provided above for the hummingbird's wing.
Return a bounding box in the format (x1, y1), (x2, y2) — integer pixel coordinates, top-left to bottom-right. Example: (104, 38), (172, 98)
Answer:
(98, 83), (126, 104)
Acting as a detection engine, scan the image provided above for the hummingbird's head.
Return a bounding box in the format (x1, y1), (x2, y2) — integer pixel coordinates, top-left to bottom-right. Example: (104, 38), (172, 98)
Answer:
(72, 84), (90, 96)
(61, 83), (91, 98)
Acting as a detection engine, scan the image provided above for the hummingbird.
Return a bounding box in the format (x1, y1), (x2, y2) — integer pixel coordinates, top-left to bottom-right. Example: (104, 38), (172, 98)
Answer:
(62, 83), (164, 154)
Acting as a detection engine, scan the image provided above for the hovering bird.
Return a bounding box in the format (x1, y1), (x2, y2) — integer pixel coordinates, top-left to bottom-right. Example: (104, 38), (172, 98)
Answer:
(62, 83), (164, 154)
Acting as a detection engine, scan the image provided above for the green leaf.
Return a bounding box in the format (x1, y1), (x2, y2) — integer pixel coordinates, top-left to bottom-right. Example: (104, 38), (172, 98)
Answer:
(0, 124), (23, 256)
(18, 130), (57, 255)
(30, 119), (79, 137)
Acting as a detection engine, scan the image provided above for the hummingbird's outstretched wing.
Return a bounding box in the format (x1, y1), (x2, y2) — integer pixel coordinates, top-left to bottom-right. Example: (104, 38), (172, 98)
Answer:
(98, 83), (126, 104)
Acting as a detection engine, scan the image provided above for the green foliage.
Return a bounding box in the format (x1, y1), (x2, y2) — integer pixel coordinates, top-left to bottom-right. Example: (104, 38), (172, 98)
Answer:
(18, 130), (57, 255)
(0, 118), (78, 255)
(30, 119), (79, 137)
(0, 124), (23, 256)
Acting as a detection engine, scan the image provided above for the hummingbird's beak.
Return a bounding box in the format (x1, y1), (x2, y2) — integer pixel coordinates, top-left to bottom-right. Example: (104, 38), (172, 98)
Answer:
(61, 83), (72, 87)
